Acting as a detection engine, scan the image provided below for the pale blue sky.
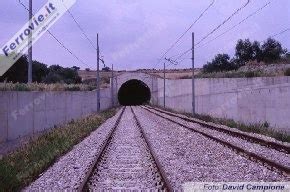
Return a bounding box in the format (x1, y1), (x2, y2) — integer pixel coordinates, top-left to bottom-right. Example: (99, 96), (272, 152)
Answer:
(0, 0), (289, 70)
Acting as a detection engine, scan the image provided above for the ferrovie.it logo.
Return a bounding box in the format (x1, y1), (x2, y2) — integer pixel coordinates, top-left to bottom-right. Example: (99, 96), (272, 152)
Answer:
(0, 0), (76, 76)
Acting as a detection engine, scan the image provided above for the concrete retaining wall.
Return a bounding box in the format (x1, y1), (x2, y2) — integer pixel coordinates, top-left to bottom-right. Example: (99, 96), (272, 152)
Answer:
(0, 88), (112, 143)
(157, 77), (290, 133)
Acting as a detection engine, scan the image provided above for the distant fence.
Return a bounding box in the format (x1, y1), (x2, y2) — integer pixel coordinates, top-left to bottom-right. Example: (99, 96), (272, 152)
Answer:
(157, 77), (290, 133)
(0, 88), (112, 143)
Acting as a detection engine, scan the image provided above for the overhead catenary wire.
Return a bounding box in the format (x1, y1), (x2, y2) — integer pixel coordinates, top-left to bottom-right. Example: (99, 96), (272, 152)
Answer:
(197, 1), (270, 49)
(64, 4), (112, 70)
(18, 0), (93, 69)
(65, 8), (111, 69)
(63, 4), (111, 70)
(172, 1), (269, 62)
(167, 56), (194, 67)
(271, 28), (290, 38)
(175, 25), (290, 68)
(171, 0), (251, 61)
(66, 9), (98, 51)
(195, 0), (251, 46)
(154, 0), (216, 68)
(46, 31), (89, 67)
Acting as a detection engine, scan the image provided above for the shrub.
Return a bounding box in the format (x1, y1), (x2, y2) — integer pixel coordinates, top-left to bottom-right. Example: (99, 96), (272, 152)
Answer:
(245, 71), (261, 78)
(155, 105), (290, 143)
(14, 83), (30, 91)
(179, 75), (192, 79)
(195, 71), (264, 79)
(0, 83), (97, 91)
(261, 38), (287, 63)
(202, 38), (288, 74)
(285, 68), (290, 76)
(190, 111), (289, 142)
(65, 86), (81, 91)
(263, 121), (270, 128)
(0, 60), (82, 84)
(203, 54), (238, 73)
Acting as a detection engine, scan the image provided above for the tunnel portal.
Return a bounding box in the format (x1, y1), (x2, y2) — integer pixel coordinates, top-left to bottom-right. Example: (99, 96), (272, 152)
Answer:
(118, 79), (151, 106)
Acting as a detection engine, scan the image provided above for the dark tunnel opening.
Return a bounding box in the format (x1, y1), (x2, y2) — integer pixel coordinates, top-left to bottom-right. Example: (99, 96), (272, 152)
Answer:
(118, 79), (151, 106)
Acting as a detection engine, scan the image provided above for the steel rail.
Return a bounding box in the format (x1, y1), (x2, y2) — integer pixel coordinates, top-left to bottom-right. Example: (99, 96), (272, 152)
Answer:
(144, 105), (290, 154)
(142, 106), (290, 176)
(78, 106), (126, 191)
(131, 107), (174, 192)
(80, 106), (173, 191)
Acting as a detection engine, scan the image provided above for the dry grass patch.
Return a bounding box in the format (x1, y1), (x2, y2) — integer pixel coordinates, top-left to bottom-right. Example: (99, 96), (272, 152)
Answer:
(0, 83), (97, 91)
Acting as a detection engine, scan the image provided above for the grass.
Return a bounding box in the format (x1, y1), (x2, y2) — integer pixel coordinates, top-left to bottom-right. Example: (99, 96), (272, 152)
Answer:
(191, 113), (290, 143)
(0, 83), (97, 91)
(148, 71), (264, 79)
(154, 106), (290, 143)
(0, 108), (118, 191)
(195, 70), (267, 79)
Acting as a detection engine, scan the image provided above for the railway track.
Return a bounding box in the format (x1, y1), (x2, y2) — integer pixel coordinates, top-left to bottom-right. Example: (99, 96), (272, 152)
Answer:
(142, 105), (290, 177)
(144, 105), (290, 154)
(27, 106), (289, 191)
(82, 106), (173, 191)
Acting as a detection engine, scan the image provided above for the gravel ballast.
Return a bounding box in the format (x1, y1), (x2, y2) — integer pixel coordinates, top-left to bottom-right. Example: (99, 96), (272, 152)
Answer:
(144, 107), (290, 168)
(87, 107), (164, 190)
(25, 109), (123, 191)
(25, 106), (289, 191)
(133, 107), (288, 190)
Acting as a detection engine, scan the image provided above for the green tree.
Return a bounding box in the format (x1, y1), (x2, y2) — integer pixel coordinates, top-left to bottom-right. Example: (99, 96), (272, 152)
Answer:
(32, 61), (49, 82)
(261, 38), (287, 63)
(43, 65), (81, 84)
(235, 39), (254, 64)
(203, 54), (238, 73)
(252, 41), (263, 62)
(0, 55), (28, 83)
(0, 59), (82, 84)
(42, 72), (63, 83)
(72, 66), (80, 71)
(235, 39), (264, 65)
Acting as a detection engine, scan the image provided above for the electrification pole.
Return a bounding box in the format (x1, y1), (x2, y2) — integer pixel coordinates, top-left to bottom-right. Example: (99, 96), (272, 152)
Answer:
(151, 76), (154, 104)
(111, 64), (114, 107)
(115, 75), (118, 105)
(162, 58), (178, 108)
(192, 32), (195, 115)
(28, 0), (33, 83)
(163, 62), (166, 108)
(96, 34), (100, 112)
